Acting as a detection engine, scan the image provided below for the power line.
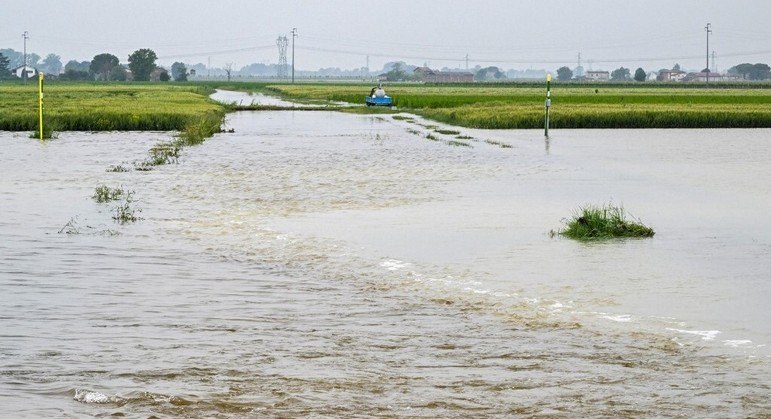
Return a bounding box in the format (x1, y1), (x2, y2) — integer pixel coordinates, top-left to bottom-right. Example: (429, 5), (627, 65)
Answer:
(156, 45), (275, 60)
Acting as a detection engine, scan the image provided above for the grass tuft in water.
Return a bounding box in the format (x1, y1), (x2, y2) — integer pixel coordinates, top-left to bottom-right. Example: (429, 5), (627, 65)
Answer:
(176, 111), (223, 146)
(93, 185), (125, 203)
(148, 141), (183, 165)
(29, 122), (58, 140)
(435, 129), (461, 135)
(447, 140), (472, 147)
(112, 191), (141, 224)
(556, 204), (655, 240)
(106, 164), (130, 173)
(484, 139), (513, 148)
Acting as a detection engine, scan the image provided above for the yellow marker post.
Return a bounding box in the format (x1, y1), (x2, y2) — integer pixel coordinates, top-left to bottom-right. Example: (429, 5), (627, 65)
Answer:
(38, 72), (44, 140)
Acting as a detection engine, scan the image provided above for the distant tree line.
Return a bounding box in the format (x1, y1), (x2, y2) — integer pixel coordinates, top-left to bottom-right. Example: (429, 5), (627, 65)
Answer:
(2, 44), (770, 83)
(727, 63), (771, 80)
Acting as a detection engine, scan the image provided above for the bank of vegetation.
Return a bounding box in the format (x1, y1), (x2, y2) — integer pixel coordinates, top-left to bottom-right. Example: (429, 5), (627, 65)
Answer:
(2, 81), (770, 132)
(0, 83), (223, 132)
(263, 83), (771, 129)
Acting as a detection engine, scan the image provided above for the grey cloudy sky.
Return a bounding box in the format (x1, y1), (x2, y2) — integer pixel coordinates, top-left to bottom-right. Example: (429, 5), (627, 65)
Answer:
(1, 0), (769, 72)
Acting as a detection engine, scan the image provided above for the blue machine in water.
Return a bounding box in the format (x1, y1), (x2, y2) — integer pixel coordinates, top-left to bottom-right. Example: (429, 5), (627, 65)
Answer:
(365, 84), (393, 107)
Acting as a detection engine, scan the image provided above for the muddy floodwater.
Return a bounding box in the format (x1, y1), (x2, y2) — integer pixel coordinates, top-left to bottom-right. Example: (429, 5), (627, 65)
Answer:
(1, 94), (770, 417)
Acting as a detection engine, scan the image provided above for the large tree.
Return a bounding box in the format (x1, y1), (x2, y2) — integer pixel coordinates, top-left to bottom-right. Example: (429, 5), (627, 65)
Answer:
(385, 62), (406, 81)
(634, 67), (646, 82)
(611, 67), (631, 81)
(0, 49), (22, 68)
(0, 52), (11, 80)
(476, 66), (506, 81)
(40, 53), (62, 75)
(128, 48), (157, 81)
(556, 66), (573, 81)
(90, 53), (120, 81)
(728, 63), (770, 80)
(65, 60), (90, 73)
(750, 63), (771, 80)
(171, 62), (188, 81)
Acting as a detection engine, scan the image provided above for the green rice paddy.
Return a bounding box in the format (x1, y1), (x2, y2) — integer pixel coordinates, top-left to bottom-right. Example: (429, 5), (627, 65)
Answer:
(1, 81), (769, 132)
(0, 83), (223, 132)
(264, 82), (771, 129)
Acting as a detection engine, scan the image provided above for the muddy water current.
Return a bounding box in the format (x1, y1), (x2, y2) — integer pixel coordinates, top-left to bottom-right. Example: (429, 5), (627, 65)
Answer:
(1, 94), (770, 417)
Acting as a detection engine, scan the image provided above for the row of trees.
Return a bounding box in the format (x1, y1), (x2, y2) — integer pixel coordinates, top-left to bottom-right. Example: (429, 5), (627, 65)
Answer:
(0, 47), (190, 82)
(727, 63), (771, 80)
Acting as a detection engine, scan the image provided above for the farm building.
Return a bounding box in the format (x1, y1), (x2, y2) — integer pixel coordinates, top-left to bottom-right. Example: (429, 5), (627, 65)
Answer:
(413, 67), (474, 83)
(585, 70), (610, 81)
(13, 65), (37, 79)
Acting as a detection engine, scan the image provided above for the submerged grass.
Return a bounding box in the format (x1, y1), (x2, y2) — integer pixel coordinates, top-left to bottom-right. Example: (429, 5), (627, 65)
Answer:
(135, 111), (224, 170)
(557, 204), (655, 240)
(92, 185), (126, 203)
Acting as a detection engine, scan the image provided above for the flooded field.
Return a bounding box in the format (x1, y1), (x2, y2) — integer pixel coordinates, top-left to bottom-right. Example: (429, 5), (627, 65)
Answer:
(1, 98), (769, 417)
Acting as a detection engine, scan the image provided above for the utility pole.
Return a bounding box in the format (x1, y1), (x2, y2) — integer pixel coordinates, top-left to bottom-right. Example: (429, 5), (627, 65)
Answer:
(22, 31), (29, 83)
(712, 50), (716, 74)
(465, 54), (469, 71)
(705, 23), (712, 84)
(291, 27), (298, 83)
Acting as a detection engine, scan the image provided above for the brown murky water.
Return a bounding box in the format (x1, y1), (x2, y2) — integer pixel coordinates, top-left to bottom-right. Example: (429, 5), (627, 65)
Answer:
(1, 100), (769, 417)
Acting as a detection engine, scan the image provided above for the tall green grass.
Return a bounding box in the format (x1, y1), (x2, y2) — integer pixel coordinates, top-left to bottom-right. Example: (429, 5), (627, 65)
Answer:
(557, 204), (655, 240)
(0, 83), (223, 132)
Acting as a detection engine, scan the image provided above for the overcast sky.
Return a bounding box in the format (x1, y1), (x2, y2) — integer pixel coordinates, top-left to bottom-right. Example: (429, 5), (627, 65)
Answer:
(1, 0), (769, 73)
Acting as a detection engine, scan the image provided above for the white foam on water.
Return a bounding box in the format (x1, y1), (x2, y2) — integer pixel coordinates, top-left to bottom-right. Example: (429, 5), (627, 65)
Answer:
(73, 389), (112, 404)
(380, 259), (410, 271)
(666, 328), (721, 341)
(601, 314), (633, 322)
(723, 340), (753, 347)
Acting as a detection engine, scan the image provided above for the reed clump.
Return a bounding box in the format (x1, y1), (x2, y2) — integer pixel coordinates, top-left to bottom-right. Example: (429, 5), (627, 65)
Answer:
(93, 185), (125, 203)
(557, 204), (655, 240)
(176, 111), (224, 146)
(111, 191), (141, 224)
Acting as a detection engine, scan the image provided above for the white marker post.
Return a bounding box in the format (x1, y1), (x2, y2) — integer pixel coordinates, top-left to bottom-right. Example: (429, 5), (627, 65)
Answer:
(544, 73), (551, 138)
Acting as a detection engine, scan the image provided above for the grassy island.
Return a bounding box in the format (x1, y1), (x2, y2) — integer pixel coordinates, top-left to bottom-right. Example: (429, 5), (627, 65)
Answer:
(556, 204), (655, 240)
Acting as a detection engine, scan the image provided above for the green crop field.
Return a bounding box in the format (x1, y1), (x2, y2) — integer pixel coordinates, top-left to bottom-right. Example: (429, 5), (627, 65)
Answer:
(262, 82), (771, 129)
(0, 83), (224, 132)
(2, 81), (770, 132)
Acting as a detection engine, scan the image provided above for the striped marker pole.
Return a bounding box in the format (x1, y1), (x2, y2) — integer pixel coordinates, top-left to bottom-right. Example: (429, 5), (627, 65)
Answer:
(38, 72), (44, 140)
(545, 73), (551, 138)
